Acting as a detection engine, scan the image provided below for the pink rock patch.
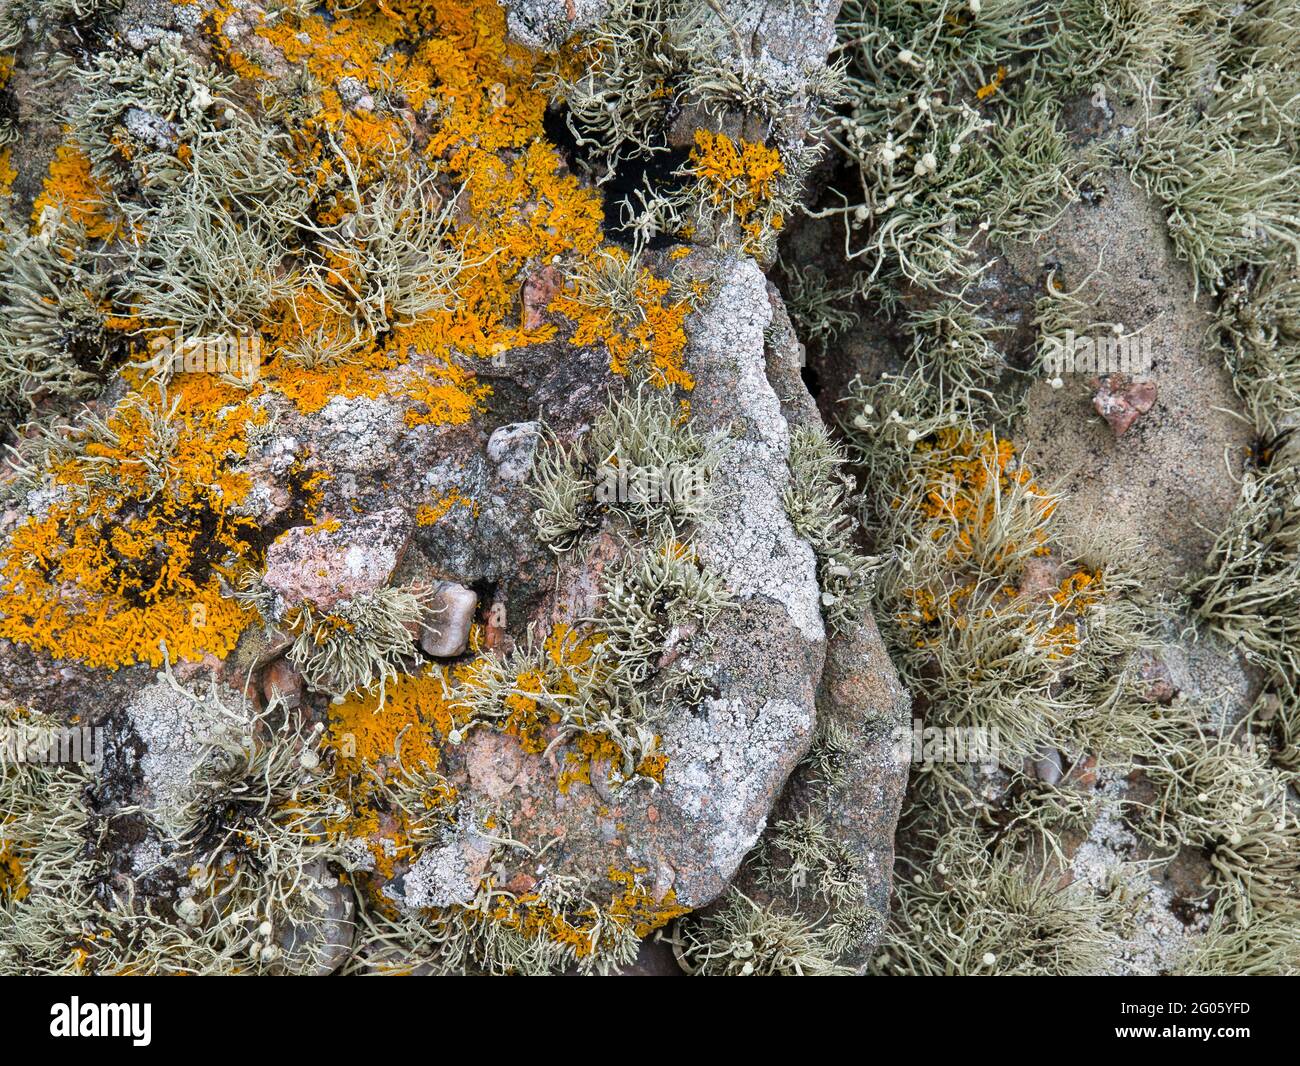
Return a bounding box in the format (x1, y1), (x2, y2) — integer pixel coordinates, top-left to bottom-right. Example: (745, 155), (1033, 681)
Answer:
(1092, 374), (1157, 436)
(263, 508), (415, 612)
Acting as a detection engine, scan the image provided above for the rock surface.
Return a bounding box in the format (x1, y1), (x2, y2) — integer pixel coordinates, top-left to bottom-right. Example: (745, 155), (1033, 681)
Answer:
(263, 508), (415, 613)
(1009, 174), (1252, 588)
(0, 0), (911, 976)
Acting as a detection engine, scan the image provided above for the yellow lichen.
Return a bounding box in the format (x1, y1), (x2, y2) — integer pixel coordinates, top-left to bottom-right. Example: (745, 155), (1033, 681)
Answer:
(549, 249), (695, 390)
(31, 142), (121, 242)
(415, 489), (478, 526)
(0, 840), (28, 903)
(894, 431), (1102, 661)
(0, 147), (15, 202)
(212, 0), (688, 409)
(0, 378), (262, 668)
(687, 129), (786, 255)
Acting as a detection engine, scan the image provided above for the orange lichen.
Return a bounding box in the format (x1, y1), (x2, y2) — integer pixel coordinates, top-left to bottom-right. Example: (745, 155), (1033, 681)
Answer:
(481, 866), (688, 960)
(31, 142), (121, 242)
(690, 131), (784, 213)
(912, 428), (1054, 562)
(0, 147), (15, 202)
(605, 866), (690, 936)
(0, 840), (28, 903)
(416, 489), (478, 526)
(977, 64), (1008, 102)
(557, 731), (625, 793)
(549, 251), (695, 390)
(326, 663), (470, 779)
(0, 378), (262, 668)
(322, 665), (466, 875)
(402, 356), (493, 428)
(687, 129), (786, 253)
(894, 432), (1102, 660)
(212, 0), (686, 407)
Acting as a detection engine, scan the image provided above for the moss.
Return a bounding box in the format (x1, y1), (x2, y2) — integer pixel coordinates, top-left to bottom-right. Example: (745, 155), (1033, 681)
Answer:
(1138, 715), (1299, 920)
(1175, 896), (1300, 976)
(1216, 256), (1300, 435)
(531, 386), (717, 549)
(846, 421), (1153, 770)
(1116, 112), (1300, 295)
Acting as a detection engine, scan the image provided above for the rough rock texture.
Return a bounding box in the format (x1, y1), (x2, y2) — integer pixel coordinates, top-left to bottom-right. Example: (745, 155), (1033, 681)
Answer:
(692, 260), (825, 644)
(724, 616), (911, 970)
(369, 255), (835, 911)
(1007, 174), (1252, 589)
(0, 0), (911, 975)
(502, 0), (611, 48)
(0, 250), (907, 967)
(707, 287), (911, 970)
(125, 676), (250, 818)
(263, 508), (415, 612)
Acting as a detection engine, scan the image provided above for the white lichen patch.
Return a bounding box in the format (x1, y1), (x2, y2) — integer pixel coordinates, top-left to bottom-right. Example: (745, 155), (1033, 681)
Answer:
(663, 695), (814, 903)
(691, 257), (824, 642)
(1070, 772), (1201, 976)
(384, 825), (493, 911)
(125, 676), (252, 819)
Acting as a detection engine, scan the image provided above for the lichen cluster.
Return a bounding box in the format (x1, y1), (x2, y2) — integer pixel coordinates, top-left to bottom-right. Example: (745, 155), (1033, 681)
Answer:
(0, 0), (841, 977)
(777, 0), (1300, 975)
(3, 0), (1299, 978)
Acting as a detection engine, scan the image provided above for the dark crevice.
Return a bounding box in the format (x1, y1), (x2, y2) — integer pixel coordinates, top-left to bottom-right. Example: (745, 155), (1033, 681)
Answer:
(543, 106), (689, 249)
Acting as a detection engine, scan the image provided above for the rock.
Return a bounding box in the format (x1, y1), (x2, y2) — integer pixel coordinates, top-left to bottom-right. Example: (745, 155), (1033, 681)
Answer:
(521, 266), (563, 329)
(384, 827), (493, 910)
(0, 0), (908, 976)
(691, 258), (824, 645)
(420, 582), (478, 658)
(1092, 373), (1158, 436)
(704, 615), (911, 971)
(1017, 556), (1064, 600)
(502, 0), (610, 49)
(685, 292), (912, 970)
(264, 658), (303, 709)
(125, 676), (252, 820)
(1031, 745), (1065, 785)
(666, 0), (842, 154)
(1011, 174), (1252, 589)
(263, 508), (415, 612)
(274, 863), (356, 976)
(485, 421), (541, 484)
(1136, 653), (1178, 705)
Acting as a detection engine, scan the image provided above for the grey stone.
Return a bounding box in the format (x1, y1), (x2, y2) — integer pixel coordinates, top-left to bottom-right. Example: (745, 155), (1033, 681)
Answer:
(420, 582), (478, 658)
